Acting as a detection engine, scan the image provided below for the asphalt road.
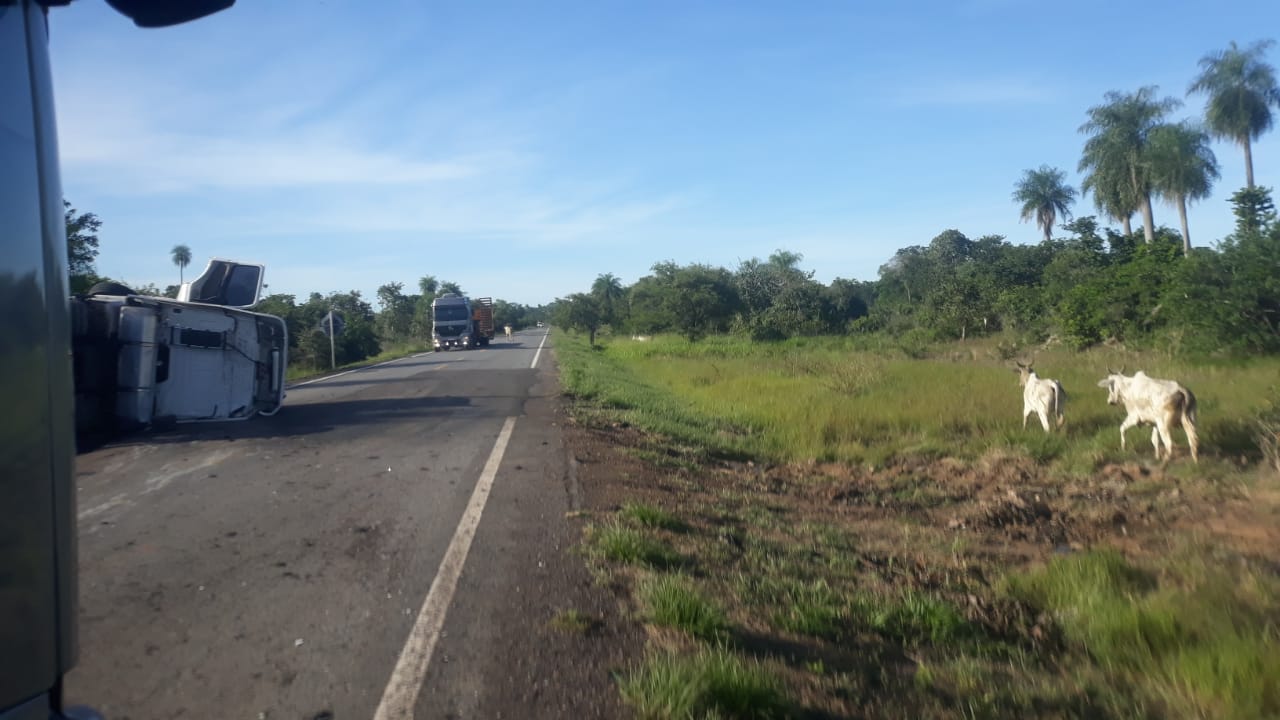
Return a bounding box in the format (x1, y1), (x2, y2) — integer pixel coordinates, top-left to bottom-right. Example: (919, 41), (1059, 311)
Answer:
(65, 329), (621, 720)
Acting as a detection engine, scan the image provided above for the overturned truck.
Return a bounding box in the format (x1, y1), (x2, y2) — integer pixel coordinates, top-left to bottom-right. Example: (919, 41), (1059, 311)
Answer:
(72, 259), (288, 441)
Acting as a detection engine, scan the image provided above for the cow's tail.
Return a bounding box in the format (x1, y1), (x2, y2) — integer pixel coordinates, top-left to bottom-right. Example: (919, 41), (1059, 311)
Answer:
(1054, 381), (1066, 428)
(1180, 387), (1199, 463)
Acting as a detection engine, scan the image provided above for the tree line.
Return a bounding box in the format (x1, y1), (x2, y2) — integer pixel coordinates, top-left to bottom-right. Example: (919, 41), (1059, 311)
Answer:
(555, 192), (1278, 356)
(258, 279), (548, 370)
(64, 204), (548, 371)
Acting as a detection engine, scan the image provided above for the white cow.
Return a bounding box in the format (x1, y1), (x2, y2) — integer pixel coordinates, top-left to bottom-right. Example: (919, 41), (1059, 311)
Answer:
(504, 324), (513, 341)
(1097, 369), (1199, 463)
(1015, 361), (1065, 432)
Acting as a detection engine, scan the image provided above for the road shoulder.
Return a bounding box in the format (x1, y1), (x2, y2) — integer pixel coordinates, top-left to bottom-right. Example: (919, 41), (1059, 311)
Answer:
(414, 343), (643, 719)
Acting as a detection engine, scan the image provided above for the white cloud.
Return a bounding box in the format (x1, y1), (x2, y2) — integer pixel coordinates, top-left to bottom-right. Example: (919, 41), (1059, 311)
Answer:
(49, 6), (693, 286)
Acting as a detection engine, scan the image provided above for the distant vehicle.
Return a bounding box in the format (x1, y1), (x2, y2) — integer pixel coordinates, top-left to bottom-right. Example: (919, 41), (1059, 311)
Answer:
(432, 294), (494, 350)
(72, 259), (287, 439)
(536, 321), (544, 328)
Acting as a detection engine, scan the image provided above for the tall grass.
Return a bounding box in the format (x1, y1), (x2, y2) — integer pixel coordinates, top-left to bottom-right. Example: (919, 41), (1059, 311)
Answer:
(640, 575), (730, 641)
(1006, 550), (1280, 719)
(557, 331), (1280, 470)
(588, 521), (683, 569)
(620, 649), (789, 720)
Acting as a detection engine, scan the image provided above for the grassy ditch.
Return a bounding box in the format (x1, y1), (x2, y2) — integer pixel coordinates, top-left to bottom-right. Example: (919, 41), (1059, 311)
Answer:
(557, 330), (1280, 719)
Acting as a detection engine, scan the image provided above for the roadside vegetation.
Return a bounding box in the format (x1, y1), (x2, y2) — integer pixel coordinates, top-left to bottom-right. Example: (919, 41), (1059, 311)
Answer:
(563, 331), (1280, 719)
(562, 332), (1278, 473)
(282, 342), (431, 383)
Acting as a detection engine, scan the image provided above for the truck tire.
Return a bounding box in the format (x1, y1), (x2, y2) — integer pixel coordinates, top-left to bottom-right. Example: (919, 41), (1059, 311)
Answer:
(480, 337), (490, 347)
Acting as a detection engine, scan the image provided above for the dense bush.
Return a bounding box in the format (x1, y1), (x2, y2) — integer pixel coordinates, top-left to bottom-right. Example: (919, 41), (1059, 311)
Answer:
(555, 189), (1280, 358)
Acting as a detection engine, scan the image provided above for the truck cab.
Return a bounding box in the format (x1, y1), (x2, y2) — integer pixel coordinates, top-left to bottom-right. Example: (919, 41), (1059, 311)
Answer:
(72, 258), (287, 441)
(431, 294), (494, 350)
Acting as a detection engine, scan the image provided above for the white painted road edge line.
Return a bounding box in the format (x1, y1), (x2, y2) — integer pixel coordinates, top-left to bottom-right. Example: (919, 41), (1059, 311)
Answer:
(530, 331), (548, 369)
(373, 416), (518, 720)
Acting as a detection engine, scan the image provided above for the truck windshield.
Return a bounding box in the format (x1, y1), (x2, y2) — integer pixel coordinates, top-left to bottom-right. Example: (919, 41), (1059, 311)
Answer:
(434, 306), (469, 322)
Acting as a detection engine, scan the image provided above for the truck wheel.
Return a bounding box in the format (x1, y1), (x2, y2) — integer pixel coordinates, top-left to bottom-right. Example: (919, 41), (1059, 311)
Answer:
(480, 337), (490, 347)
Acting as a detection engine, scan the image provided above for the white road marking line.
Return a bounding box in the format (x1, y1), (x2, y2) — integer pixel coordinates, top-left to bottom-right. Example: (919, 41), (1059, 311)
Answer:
(289, 367), (360, 387)
(373, 416), (518, 720)
(78, 449), (236, 525)
(143, 449), (236, 494)
(77, 493), (130, 522)
(530, 331), (548, 369)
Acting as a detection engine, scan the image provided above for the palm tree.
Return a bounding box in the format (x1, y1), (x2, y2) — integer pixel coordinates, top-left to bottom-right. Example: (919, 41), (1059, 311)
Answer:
(1148, 122), (1220, 255)
(170, 244), (192, 284)
(1012, 166), (1077, 243)
(1079, 87), (1180, 243)
(418, 275), (439, 295)
(1188, 40), (1280, 189)
(1080, 156), (1137, 236)
(591, 272), (625, 325)
(438, 281), (463, 296)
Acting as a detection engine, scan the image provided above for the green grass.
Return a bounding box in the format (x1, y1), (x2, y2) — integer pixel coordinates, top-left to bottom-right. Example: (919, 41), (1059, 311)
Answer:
(619, 649), (789, 720)
(770, 579), (847, 639)
(286, 342), (430, 382)
(589, 521), (683, 569)
(554, 332), (751, 461)
(549, 608), (598, 634)
(640, 575), (729, 641)
(861, 591), (972, 646)
(1005, 549), (1280, 719)
(621, 502), (688, 532)
(556, 330), (1280, 470)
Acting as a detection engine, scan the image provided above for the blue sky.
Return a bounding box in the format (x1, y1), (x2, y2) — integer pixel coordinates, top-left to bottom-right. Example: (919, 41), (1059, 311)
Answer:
(50, 0), (1280, 307)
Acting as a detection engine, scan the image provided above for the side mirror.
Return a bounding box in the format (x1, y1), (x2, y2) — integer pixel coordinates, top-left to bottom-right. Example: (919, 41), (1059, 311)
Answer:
(177, 259), (264, 308)
(104, 0), (235, 28)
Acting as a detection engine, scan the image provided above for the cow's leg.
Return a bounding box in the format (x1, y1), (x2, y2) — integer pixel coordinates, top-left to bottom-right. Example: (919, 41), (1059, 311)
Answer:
(1119, 415), (1138, 451)
(1023, 408), (1029, 430)
(1038, 410), (1051, 433)
(1157, 420), (1176, 462)
(1151, 426), (1163, 460)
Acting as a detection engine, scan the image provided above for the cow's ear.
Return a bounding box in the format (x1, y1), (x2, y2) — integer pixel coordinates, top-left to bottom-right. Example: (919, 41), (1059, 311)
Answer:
(1096, 378), (1111, 388)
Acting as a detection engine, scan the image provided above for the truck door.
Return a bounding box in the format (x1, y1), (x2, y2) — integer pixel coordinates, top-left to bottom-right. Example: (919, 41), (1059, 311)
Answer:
(177, 259), (265, 308)
(0, 3), (78, 715)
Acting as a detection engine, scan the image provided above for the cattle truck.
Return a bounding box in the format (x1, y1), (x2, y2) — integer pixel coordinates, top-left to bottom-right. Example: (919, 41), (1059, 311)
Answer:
(72, 258), (288, 442)
(431, 294), (495, 350)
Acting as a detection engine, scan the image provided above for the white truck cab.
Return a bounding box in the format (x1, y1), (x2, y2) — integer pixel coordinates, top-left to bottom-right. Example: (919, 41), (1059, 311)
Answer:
(72, 259), (287, 438)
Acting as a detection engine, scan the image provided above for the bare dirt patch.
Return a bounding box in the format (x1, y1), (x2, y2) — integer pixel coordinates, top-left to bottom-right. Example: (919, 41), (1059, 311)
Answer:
(564, 417), (1280, 718)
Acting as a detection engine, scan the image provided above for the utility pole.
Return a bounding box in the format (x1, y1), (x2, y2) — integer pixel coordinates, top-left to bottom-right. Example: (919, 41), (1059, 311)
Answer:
(328, 308), (336, 369)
